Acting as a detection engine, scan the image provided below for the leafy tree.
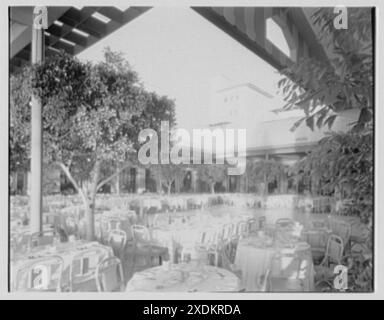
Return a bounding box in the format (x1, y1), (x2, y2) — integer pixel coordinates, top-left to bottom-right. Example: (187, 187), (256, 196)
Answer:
(10, 48), (176, 240)
(197, 164), (227, 194)
(151, 164), (188, 195)
(278, 8), (373, 222)
(246, 159), (287, 195)
(291, 127), (373, 222)
(278, 8), (373, 131)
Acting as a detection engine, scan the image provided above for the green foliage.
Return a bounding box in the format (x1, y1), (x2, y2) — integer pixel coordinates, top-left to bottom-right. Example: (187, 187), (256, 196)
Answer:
(151, 164), (188, 194)
(246, 159), (287, 183)
(10, 48), (176, 239)
(10, 67), (32, 172)
(278, 8), (373, 131)
(246, 159), (287, 194)
(291, 127), (373, 222)
(197, 164), (227, 193)
(10, 48), (176, 185)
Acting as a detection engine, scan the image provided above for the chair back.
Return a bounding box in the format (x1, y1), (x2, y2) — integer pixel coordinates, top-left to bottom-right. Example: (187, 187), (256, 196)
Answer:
(235, 221), (248, 239)
(258, 216), (267, 229)
(69, 246), (110, 291)
(13, 256), (64, 292)
(247, 218), (258, 234)
(108, 229), (127, 258)
(325, 234), (344, 265)
(275, 218), (295, 228)
(64, 215), (79, 237)
(310, 219), (328, 230)
(131, 225), (150, 242)
(221, 224), (234, 241)
(95, 256), (125, 292)
(43, 213), (61, 227)
(107, 218), (122, 231)
(332, 220), (351, 246)
(29, 230), (56, 249)
(302, 230), (328, 250)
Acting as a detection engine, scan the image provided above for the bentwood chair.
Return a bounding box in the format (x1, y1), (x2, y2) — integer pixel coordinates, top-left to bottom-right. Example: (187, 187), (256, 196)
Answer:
(13, 256), (64, 292)
(131, 225), (151, 241)
(108, 229), (128, 259)
(131, 225), (168, 271)
(95, 256), (125, 292)
(314, 235), (345, 288)
(302, 229), (329, 263)
(330, 220), (351, 252)
(69, 247), (109, 292)
(195, 229), (222, 266)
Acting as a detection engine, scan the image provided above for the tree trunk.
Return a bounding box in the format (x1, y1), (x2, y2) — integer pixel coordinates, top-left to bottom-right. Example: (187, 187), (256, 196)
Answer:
(210, 182), (215, 194)
(167, 184), (172, 195)
(87, 160), (101, 241)
(58, 162), (90, 238)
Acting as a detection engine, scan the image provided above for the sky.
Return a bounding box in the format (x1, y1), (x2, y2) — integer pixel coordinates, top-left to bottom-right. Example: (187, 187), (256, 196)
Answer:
(78, 7), (288, 132)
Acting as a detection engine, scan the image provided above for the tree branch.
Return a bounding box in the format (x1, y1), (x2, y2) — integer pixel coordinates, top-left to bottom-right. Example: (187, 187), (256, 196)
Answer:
(57, 161), (88, 205)
(96, 161), (132, 191)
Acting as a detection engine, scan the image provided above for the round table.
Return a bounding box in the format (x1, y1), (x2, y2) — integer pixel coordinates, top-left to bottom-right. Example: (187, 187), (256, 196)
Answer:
(126, 262), (240, 292)
(11, 240), (113, 291)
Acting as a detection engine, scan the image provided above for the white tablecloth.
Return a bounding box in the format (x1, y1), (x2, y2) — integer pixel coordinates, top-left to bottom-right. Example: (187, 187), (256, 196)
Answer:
(126, 262), (240, 292)
(11, 240), (113, 291)
(234, 236), (315, 291)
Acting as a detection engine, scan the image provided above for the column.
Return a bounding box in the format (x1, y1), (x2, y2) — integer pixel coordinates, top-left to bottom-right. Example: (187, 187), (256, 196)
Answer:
(30, 9), (45, 233)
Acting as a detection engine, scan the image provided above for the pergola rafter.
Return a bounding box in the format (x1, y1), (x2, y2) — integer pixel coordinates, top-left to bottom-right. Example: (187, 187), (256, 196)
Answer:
(10, 6), (150, 73)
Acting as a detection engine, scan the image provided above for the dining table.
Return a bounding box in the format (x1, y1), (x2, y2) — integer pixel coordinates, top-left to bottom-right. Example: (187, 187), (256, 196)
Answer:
(150, 211), (252, 263)
(11, 240), (113, 291)
(234, 232), (315, 291)
(125, 262), (240, 292)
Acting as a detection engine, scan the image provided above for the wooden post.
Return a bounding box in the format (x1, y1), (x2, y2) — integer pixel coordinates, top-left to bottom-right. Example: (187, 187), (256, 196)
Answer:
(30, 10), (45, 234)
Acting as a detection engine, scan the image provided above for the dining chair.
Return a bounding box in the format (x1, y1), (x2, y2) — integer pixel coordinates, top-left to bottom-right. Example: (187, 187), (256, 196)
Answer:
(131, 224), (151, 242)
(13, 255), (64, 292)
(29, 230), (57, 249)
(309, 219), (328, 230)
(235, 221), (248, 239)
(69, 247), (109, 292)
(64, 215), (79, 238)
(314, 234), (345, 288)
(108, 229), (128, 259)
(95, 256), (125, 292)
(107, 218), (122, 231)
(246, 218), (258, 234)
(275, 218), (295, 228)
(331, 220), (351, 252)
(302, 229), (328, 263)
(221, 224), (235, 241)
(320, 234), (344, 267)
(195, 229), (222, 266)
